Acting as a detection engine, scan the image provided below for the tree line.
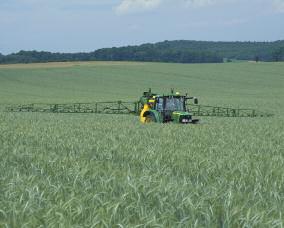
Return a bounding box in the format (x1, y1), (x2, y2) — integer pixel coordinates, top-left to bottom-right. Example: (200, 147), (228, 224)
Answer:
(1, 40), (284, 64)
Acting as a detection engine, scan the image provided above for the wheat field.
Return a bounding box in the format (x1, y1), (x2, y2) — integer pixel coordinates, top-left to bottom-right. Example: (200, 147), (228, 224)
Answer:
(0, 61), (283, 227)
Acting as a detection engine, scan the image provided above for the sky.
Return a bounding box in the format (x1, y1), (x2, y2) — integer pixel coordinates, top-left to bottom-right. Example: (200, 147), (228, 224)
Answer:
(0, 0), (284, 54)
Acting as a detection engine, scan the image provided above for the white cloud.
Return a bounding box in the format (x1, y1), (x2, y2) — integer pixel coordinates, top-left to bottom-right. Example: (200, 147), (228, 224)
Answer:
(185, 0), (217, 7)
(114, 0), (236, 14)
(184, 0), (235, 8)
(115, 0), (162, 14)
(272, 0), (284, 12)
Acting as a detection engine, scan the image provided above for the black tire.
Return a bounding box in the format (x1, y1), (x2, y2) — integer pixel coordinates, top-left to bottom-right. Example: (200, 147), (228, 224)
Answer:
(145, 114), (156, 123)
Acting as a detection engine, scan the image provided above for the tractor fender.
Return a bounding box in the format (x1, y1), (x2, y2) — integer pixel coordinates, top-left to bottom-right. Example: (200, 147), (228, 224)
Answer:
(143, 110), (161, 123)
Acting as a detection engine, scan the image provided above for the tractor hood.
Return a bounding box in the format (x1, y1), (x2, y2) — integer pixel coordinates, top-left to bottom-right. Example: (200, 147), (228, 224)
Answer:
(173, 111), (190, 116)
(172, 111), (193, 123)
(172, 111), (190, 116)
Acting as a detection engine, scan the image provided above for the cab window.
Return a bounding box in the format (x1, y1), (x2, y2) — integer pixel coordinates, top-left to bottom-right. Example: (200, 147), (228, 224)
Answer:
(165, 97), (184, 111)
(156, 98), (164, 111)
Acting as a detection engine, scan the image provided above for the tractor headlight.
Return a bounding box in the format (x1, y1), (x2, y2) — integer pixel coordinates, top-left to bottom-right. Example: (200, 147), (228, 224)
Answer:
(180, 115), (192, 123)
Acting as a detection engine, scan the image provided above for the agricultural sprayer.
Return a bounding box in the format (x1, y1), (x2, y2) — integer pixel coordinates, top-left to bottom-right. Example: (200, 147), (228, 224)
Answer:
(5, 89), (273, 124)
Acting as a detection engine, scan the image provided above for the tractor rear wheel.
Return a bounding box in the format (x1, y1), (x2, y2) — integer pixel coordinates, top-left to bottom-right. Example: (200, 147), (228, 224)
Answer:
(145, 114), (156, 123)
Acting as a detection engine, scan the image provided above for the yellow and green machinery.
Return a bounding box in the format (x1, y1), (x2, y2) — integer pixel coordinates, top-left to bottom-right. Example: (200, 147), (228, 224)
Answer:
(139, 89), (199, 124)
(6, 89), (273, 123)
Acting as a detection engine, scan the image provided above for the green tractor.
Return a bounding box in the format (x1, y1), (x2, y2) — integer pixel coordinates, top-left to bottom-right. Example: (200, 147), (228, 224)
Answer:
(140, 89), (199, 124)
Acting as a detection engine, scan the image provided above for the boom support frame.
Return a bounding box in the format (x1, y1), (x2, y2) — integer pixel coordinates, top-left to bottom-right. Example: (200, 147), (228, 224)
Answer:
(5, 101), (272, 118)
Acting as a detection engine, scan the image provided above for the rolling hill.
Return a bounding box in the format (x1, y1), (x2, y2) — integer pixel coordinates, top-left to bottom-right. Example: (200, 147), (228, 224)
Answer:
(1, 40), (284, 64)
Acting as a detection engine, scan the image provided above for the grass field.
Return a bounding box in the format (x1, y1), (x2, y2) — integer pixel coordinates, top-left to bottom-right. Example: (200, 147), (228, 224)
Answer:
(0, 61), (284, 227)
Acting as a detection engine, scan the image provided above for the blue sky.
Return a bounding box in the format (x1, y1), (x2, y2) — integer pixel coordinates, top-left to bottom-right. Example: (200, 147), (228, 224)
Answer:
(0, 0), (284, 54)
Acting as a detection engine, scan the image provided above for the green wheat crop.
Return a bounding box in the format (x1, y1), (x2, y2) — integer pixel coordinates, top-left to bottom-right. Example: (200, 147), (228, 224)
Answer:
(0, 61), (284, 227)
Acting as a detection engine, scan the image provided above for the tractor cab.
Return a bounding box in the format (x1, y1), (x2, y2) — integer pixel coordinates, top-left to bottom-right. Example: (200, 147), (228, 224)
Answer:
(140, 89), (199, 124)
(155, 95), (185, 121)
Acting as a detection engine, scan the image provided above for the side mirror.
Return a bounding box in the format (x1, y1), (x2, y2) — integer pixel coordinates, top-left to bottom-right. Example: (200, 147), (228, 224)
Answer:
(194, 98), (198, 105)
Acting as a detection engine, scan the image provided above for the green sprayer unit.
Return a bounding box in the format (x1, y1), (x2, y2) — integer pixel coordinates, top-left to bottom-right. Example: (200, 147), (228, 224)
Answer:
(5, 89), (273, 124)
(139, 89), (200, 124)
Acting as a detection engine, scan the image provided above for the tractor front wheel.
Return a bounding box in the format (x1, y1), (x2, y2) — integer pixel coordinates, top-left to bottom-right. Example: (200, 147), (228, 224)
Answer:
(145, 114), (156, 123)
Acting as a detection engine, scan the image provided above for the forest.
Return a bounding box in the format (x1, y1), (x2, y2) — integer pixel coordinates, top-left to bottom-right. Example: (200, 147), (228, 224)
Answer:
(1, 40), (284, 64)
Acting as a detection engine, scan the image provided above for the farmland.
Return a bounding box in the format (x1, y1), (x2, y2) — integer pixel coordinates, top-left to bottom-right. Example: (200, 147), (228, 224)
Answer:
(0, 61), (284, 227)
